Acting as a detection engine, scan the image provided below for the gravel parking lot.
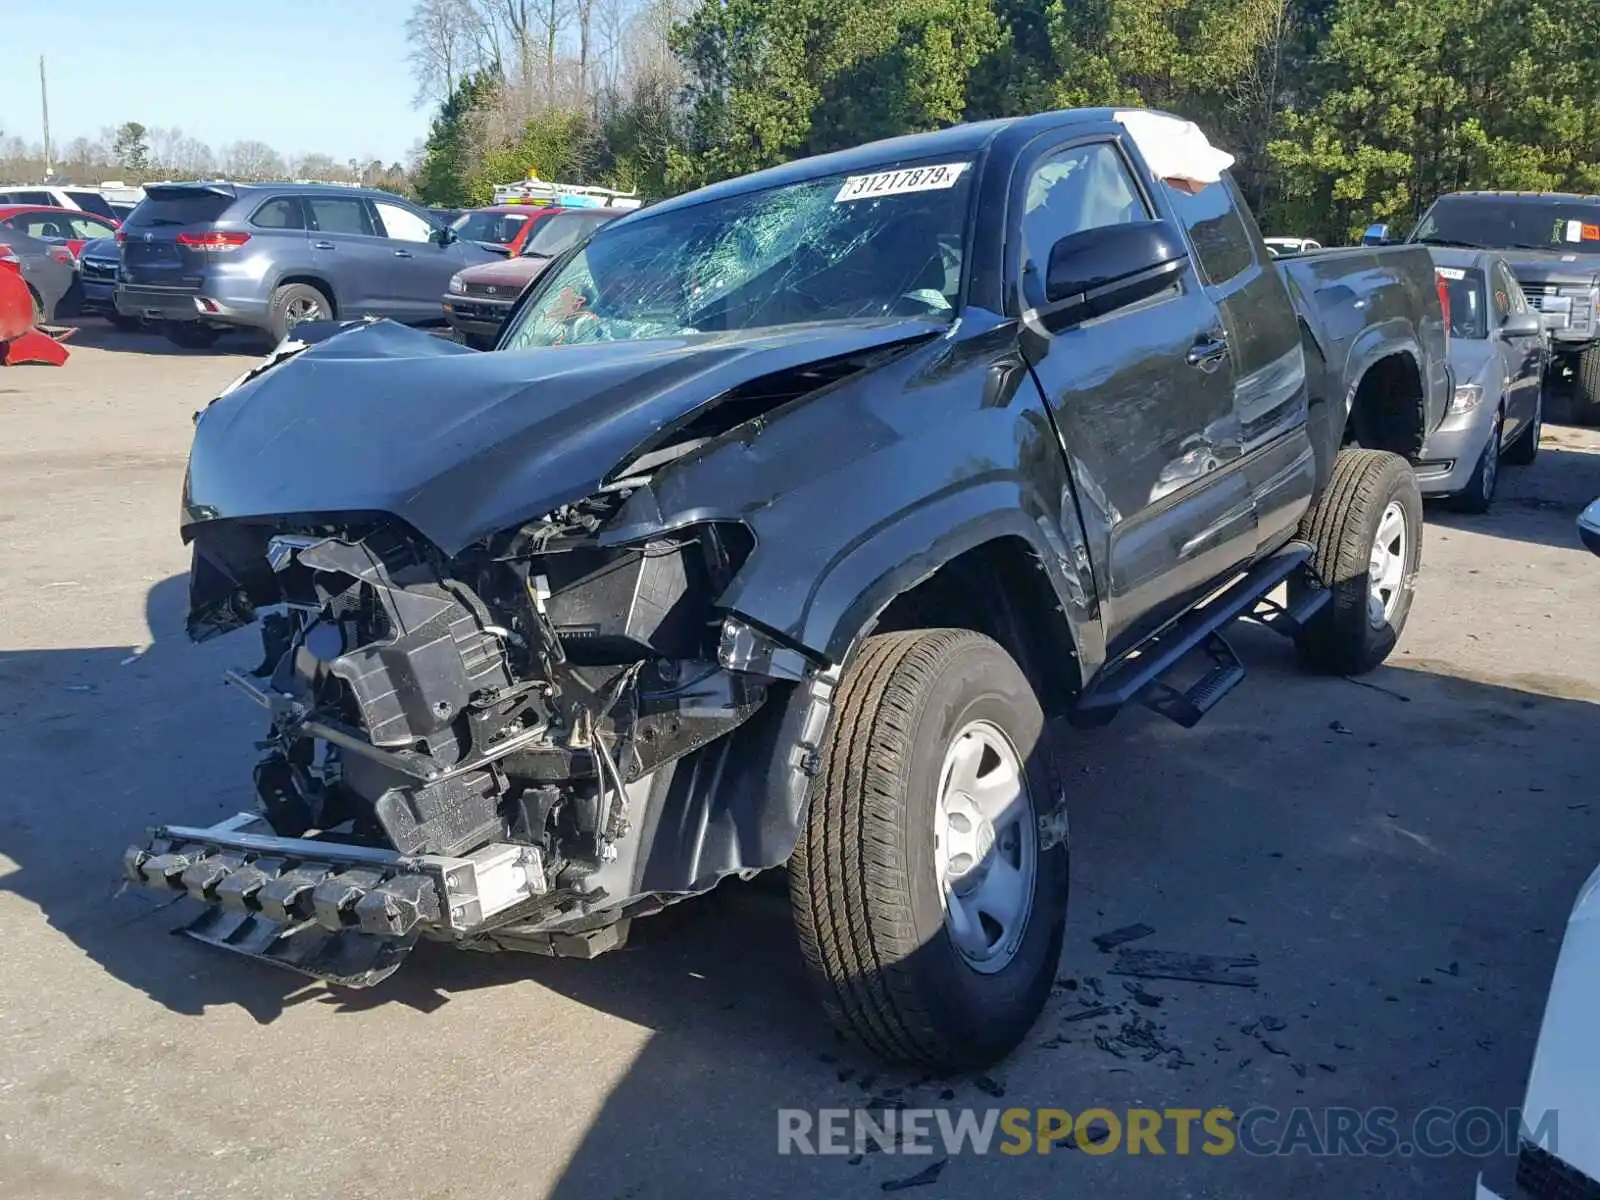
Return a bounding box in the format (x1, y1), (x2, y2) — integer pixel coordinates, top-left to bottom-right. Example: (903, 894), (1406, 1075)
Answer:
(3, 327), (1599, 1200)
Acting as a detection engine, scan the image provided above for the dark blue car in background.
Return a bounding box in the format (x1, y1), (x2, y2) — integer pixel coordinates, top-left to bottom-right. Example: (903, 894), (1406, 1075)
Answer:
(114, 182), (497, 348)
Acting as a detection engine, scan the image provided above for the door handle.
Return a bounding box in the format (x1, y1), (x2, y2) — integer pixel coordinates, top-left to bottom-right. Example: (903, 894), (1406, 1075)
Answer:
(1186, 335), (1229, 369)
(313, 241), (335, 250)
(393, 249), (413, 258)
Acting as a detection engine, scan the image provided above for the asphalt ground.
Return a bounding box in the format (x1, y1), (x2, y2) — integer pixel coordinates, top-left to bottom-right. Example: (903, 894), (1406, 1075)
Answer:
(2, 323), (1598, 1198)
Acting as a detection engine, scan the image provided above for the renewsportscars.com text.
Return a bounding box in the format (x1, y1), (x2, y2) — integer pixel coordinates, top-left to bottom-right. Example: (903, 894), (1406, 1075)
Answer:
(778, 1105), (1556, 1158)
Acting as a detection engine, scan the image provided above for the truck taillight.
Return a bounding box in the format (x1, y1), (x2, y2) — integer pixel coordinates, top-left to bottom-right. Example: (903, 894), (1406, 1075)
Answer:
(175, 231), (251, 252)
(1435, 274), (1451, 346)
(115, 230), (127, 244)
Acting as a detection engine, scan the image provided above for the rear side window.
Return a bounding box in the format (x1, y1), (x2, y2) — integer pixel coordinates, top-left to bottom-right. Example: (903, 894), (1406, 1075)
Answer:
(1, 190), (55, 206)
(10, 214), (76, 240)
(307, 196), (375, 236)
(252, 197), (305, 229)
(65, 190), (115, 218)
(126, 188), (235, 228)
(1164, 175), (1256, 286)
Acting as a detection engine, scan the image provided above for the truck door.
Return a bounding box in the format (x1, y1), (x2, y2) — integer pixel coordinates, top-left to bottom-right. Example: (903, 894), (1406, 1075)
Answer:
(1163, 172), (1313, 557)
(1013, 136), (1251, 655)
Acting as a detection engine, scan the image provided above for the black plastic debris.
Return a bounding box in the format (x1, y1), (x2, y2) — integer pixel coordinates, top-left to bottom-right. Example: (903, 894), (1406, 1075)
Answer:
(1292, 1062), (1307, 1078)
(1260, 1015), (1287, 1032)
(1261, 1039), (1290, 1057)
(973, 1075), (1005, 1098)
(1110, 949), (1260, 988)
(1093, 923), (1156, 953)
(882, 1158), (947, 1192)
(1062, 1004), (1112, 1023)
(1439, 962), (1461, 977)
(1227, 916), (1248, 926)
(1122, 982), (1163, 1008)
(1085, 976), (1105, 997)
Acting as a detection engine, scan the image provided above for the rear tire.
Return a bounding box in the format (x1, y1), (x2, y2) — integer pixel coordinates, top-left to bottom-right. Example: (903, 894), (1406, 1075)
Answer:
(1503, 388), (1542, 466)
(1573, 348), (1600, 425)
(27, 286), (44, 325)
(162, 321), (220, 349)
(789, 629), (1068, 1069)
(267, 282), (332, 344)
(1449, 406), (1502, 514)
(1292, 449), (1422, 675)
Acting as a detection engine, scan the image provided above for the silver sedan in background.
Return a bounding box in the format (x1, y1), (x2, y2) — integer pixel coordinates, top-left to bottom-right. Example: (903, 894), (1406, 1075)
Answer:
(1414, 247), (1547, 512)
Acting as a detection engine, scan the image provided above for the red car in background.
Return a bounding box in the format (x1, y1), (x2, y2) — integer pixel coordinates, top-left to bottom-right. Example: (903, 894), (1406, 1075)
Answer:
(449, 204), (576, 257)
(0, 205), (121, 262)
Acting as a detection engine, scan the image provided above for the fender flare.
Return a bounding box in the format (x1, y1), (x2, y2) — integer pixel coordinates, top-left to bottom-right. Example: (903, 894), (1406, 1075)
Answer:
(725, 476), (1102, 683)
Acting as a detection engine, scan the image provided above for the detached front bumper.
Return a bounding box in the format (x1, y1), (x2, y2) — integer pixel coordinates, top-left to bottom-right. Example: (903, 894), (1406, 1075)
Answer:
(124, 812), (546, 986)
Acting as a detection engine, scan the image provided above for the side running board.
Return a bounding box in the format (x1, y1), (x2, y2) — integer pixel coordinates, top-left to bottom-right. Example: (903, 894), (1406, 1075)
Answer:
(1072, 542), (1329, 729)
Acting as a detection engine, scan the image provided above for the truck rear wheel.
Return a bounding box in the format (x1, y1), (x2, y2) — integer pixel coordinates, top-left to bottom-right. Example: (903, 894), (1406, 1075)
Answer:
(789, 629), (1068, 1069)
(1574, 348), (1600, 425)
(1292, 449), (1422, 675)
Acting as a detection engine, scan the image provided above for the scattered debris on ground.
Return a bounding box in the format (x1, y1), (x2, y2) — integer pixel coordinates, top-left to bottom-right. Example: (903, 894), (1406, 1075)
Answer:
(1110, 949), (1260, 988)
(1092, 923), (1157, 953)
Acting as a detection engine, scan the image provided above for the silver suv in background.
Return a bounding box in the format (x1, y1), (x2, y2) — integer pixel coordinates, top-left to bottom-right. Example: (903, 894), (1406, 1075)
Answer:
(113, 182), (498, 348)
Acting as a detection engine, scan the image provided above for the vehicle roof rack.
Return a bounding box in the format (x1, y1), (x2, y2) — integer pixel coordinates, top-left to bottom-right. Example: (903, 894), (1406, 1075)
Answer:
(491, 177), (643, 210)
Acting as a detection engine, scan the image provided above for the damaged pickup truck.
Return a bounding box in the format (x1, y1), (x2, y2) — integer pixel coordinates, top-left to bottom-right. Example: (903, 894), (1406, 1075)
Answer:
(126, 108), (1450, 1069)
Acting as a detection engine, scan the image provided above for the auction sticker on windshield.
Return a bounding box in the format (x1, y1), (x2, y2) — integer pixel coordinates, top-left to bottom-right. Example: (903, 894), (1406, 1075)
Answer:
(835, 162), (971, 203)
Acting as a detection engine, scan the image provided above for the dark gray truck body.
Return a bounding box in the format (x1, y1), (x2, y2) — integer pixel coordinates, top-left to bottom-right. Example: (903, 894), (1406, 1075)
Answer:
(122, 110), (1447, 1020)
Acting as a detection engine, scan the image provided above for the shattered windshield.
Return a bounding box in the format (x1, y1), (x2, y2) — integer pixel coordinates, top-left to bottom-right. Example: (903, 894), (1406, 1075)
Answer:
(500, 159), (974, 349)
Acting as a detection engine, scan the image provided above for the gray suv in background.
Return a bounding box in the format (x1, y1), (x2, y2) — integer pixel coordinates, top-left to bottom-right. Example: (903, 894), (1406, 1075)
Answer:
(114, 182), (498, 348)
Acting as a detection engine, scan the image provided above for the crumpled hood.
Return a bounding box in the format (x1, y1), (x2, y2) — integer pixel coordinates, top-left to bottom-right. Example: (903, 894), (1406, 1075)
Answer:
(182, 317), (939, 555)
(1499, 250), (1600, 289)
(457, 254), (553, 289)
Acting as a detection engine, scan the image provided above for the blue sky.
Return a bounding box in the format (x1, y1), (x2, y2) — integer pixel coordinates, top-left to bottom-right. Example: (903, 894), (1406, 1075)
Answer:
(0, 0), (427, 164)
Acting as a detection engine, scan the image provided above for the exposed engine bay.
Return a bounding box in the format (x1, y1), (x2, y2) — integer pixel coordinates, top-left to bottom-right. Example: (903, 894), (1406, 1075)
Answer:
(128, 492), (824, 981)
(120, 316), (980, 982)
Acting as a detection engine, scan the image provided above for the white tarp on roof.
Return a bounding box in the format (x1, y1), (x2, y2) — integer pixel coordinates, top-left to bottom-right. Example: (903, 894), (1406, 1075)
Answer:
(1113, 110), (1236, 188)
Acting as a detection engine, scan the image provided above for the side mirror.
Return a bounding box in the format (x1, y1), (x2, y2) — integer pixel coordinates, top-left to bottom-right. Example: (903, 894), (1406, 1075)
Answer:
(1361, 223), (1390, 246)
(1044, 220), (1188, 318)
(1581, 497), (1600, 557)
(1500, 311), (1542, 339)
(432, 225), (456, 247)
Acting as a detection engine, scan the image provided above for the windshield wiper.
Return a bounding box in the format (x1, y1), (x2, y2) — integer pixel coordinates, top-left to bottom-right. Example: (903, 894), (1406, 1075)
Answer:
(1414, 236), (1484, 249)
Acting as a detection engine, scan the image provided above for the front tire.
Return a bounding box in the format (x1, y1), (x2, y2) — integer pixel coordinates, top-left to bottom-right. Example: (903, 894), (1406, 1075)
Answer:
(1573, 348), (1600, 425)
(790, 629), (1068, 1069)
(1450, 406), (1502, 514)
(1293, 449), (1422, 675)
(1503, 388), (1542, 466)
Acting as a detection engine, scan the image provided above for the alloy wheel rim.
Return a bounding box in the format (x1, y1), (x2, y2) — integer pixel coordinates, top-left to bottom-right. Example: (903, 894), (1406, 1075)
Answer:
(1368, 501), (1408, 628)
(934, 719), (1037, 974)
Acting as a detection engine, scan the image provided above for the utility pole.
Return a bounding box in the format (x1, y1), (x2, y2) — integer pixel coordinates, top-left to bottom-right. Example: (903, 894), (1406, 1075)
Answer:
(40, 56), (53, 180)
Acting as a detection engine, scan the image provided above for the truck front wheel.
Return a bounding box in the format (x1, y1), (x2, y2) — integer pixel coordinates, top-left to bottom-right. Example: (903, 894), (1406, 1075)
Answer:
(1573, 347), (1600, 425)
(789, 629), (1068, 1069)
(1292, 448), (1422, 675)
